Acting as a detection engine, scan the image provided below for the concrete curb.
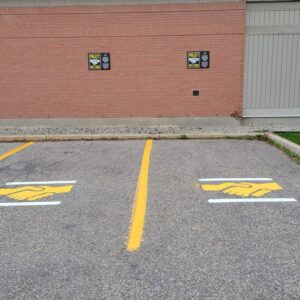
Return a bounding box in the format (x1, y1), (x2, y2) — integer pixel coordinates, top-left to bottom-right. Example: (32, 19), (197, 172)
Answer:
(0, 132), (263, 142)
(265, 132), (300, 156)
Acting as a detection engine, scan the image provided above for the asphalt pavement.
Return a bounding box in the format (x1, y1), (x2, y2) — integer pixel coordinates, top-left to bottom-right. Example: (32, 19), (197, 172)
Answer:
(0, 143), (23, 155)
(0, 140), (299, 300)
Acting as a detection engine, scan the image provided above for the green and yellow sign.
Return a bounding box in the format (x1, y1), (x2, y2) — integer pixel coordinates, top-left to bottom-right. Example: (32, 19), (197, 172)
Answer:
(187, 51), (200, 69)
(187, 51), (210, 69)
(88, 53), (110, 70)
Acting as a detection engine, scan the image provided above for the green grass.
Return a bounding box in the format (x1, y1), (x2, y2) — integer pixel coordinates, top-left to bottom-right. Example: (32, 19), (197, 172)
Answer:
(275, 132), (300, 145)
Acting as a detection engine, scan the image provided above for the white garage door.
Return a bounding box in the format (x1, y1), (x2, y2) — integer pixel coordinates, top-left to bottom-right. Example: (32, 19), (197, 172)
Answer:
(243, 2), (300, 117)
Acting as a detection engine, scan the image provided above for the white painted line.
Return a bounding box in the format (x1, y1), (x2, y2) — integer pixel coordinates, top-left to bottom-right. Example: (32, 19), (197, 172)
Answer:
(208, 198), (297, 203)
(199, 178), (272, 182)
(6, 181), (77, 186)
(0, 201), (61, 207)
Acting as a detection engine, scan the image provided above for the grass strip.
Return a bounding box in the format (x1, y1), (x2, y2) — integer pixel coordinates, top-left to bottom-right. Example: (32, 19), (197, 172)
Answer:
(275, 132), (300, 145)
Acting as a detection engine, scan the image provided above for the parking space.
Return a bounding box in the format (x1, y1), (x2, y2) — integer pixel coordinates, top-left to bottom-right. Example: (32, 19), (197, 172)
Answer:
(0, 140), (299, 299)
(0, 141), (144, 299)
(145, 140), (300, 299)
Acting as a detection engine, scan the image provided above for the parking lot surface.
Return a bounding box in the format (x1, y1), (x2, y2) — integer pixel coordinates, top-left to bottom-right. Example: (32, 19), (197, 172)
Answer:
(0, 140), (299, 299)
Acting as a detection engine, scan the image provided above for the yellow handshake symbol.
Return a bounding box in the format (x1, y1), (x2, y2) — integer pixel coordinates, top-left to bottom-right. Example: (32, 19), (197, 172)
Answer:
(201, 182), (282, 197)
(0, 185), (73, 201)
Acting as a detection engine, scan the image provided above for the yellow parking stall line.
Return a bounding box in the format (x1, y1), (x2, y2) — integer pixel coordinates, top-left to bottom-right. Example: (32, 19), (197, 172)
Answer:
(0, 142), (34, 161)
(127, 140), (153, 252)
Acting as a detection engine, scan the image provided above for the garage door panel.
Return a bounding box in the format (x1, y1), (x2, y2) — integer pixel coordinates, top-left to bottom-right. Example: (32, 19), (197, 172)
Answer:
(243, 3), (300, 117)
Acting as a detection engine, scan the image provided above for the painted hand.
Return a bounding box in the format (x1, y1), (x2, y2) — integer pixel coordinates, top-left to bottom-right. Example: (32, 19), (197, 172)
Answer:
(201, 182), (282, 197)
(0, 185), (73, 201)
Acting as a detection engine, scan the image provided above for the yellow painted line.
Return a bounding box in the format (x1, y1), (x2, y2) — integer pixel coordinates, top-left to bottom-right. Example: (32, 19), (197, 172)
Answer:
(0, 142), (34, 161)
(127, 139), (153, 252)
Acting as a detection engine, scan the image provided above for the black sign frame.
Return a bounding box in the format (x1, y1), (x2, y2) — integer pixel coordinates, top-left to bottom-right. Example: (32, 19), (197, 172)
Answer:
(88, 53), (111, 71)
(187, 51), (210, 69)
(200, 51), (210, 69)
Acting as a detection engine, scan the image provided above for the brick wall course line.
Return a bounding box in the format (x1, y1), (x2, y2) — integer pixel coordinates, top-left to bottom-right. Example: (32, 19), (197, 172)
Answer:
(0, 2), (245, 15)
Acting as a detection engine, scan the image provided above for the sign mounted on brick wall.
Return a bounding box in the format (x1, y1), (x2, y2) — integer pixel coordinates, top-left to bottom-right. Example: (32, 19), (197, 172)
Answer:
(187, 51), (210, 69)
(187, 51), (200, 69)
(200, 51), (209, 69)
(88, 53), (110, 70)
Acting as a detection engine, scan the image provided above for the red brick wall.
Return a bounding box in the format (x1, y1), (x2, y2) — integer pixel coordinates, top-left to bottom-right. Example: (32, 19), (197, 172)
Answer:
(0, 2), (245, 118)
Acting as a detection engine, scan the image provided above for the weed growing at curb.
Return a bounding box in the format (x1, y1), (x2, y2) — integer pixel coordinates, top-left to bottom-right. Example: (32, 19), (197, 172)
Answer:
(222, 134), (299, 165)
(266, 139), (300, 165)
(179, 134), (188, 140)
(224, 134), (266, 141)
(254, 129), (269, 133)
